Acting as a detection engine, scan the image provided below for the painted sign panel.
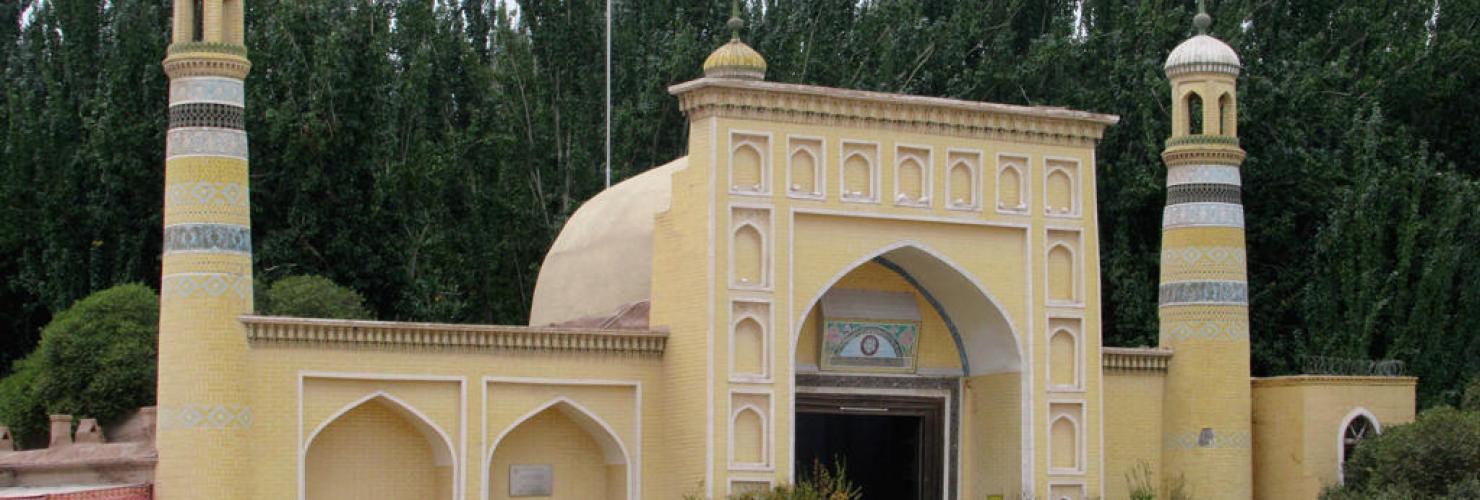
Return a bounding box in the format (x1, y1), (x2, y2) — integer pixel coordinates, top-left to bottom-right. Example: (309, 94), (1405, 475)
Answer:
(820, 319), (920, 373)
(509, 464), (554, 497)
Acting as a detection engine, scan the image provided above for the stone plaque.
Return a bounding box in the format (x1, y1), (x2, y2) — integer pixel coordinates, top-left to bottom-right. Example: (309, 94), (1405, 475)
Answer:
(509, 464), (554, 497)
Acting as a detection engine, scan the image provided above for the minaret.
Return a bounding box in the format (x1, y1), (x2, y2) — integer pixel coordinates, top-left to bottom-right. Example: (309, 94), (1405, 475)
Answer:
(157, 0), (252, 498)
(1158, 2), (1251, 498)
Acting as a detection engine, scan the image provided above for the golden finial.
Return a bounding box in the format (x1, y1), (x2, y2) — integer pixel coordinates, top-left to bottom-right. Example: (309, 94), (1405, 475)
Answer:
(702, 0), (767, 80)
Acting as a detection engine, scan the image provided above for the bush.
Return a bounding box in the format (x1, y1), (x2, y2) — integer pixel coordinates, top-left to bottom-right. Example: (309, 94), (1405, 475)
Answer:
(1462, 377), (1480, 412)
(257, 275), (370, 319)
(0, 284), (158, 445)
(1323, 406), (1480, 499)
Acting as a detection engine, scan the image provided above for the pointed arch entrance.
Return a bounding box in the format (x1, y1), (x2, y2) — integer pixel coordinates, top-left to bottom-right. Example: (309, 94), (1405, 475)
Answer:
(487, 398), (631, 500)
(304, 392), (456, 500)
(791, 242), (1026, 500)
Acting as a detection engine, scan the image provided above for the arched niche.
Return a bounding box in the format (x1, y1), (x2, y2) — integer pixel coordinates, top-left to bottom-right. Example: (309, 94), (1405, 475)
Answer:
(489, 398), (631, 500)
(1336, 408), (1381, 483)
(949, 160), (975, 208)
(1047, 244), (1076, 303)
(842, 152), (874, 200)
(1050, 415), (1079, 472)
(732, 224), (765, 287)
(733, 316), (766, 377)
(789, 146), (818, 196)
(1049, 328), (1077, 388)
(730, 405), (766, 466)
(1046, 168), (1074, 214)
(1218, 92), (1235, 136)
(896, 156), (926, 205)
(732, 143), (764, 193)
(304, 393), (456, 500)
(998, 164), (1024, 210)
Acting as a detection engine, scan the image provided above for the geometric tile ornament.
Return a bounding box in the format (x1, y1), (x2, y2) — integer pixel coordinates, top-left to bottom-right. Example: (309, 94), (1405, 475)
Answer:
(1158, 281), (1248, 306)
(1163, 202), (1244, 229)
(1163, 430), (1251, 449)
(157, 404), (252, 430)
(162, 223), (252, 254)
(166, 129), (249, 160)
(166, 181), (249, 208)
(161, 272), (253, 300)
(1165, 164), (1241, 186)
(169, 77), (246, 105)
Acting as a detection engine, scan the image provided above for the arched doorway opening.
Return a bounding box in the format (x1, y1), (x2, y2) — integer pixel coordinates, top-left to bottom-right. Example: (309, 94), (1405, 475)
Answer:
(488, 399), (630, 500)
(304, 393), (456, 500)
(792, 244), (1024, 500)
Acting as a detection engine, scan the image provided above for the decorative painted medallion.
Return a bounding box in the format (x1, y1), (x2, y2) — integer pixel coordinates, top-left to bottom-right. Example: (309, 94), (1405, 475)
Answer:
(820, 319), (919, 373)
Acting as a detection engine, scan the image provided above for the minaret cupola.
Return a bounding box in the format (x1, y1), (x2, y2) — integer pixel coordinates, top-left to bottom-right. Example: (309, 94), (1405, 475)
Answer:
(702, 2), (766, 81)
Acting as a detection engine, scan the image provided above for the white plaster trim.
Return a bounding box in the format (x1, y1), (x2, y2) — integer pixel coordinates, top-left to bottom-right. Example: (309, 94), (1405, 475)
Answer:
(787, 238), (1026, 374)
(995, 153), (1031, 215)
(727, 476), (777, 496)
(1335, 407), (1382, 484)
(1042, 156), (1082, 219)
(728, 130), (773, 196)
(730, 299), (774, 383)
(298, 382), (464, 500)
(1046, 479), (1088, 500)
(707, 116), (718, 499)
(892, 143), (933, 208)
(786, 135), (827, 200)
(839, 140), (881, 204)
(944, 148), (984, 212)
(792, 206), (1032, 230)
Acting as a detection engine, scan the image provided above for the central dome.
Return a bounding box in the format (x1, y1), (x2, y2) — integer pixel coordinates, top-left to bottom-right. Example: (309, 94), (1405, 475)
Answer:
(1165, 34), (1241, 77)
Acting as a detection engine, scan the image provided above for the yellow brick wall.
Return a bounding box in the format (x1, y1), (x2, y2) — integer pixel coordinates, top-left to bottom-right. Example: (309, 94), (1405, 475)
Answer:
(1103, 371), (1165, 500)
(1251, 377), (1416, 500)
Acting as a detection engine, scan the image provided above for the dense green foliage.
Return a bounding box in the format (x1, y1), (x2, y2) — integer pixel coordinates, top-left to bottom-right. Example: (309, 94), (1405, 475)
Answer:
(258, 275), (372, 319)
(1322, 406), (1480, 499)
(0, 284), (158, 445)
(1, 0), (1477, 405)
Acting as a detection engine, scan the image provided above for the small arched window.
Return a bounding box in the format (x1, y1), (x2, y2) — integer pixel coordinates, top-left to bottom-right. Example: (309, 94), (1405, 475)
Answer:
(1218, 93), (1233, 135)
(192, 0), (205, 41)
(1186, 92), (1204, 135)
(1342, 415), (1377, 466)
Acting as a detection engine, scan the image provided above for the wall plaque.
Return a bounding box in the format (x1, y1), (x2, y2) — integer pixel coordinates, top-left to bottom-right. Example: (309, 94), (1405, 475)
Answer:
(509, 464), (554, 497)
(821, 319), (920, 373)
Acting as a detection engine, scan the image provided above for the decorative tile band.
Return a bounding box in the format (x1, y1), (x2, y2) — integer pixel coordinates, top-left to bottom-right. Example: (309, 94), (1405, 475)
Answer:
(157, 404), (252, 430)
(1164, 429), (1251, 449)
(1166, 183), (1242, 205)
(1163, 202), (1244, 229)
(169, 76), (245, 106)
(1166, 164), (1240, 187)
(1103, 347), (1173, 372)
(1159, 281), (1248, 306)
(161, 272), (252, 300)
(241, 316), (668, 355)
(1161, 245), (1247, 282)
(168, 102), (244, 130)
(166, 181), (249, 208)
(166, 129), (248, 160)
(1161, 317), (1249, 341)
(163, 223), (251, 255)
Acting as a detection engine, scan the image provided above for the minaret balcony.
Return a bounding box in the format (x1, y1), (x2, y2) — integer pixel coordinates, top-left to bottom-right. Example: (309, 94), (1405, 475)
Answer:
(1162, 135), (1246, 166)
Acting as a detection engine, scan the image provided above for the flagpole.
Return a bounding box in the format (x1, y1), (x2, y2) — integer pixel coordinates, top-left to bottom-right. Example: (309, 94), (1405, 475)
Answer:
(604, 0), (612, 189)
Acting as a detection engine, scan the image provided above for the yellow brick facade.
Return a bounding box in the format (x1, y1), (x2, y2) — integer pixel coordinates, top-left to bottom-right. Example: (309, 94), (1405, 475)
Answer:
(151, 6), (1417, 500)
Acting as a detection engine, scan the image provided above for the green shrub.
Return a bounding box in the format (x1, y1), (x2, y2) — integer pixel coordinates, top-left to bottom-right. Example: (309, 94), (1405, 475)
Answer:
(1126, 460), (1156, 500)
(684, 460), (861, 500)
(0, 284), (158, 445)
(1323, 406), (1480, 499)
(258, 275), (370, 319)
(1462, 376), (1480, 412)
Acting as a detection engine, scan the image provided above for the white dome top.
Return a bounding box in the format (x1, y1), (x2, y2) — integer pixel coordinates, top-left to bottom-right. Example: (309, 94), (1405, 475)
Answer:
(1165, 34), (1241, 77)
(527, 157), (686, 327)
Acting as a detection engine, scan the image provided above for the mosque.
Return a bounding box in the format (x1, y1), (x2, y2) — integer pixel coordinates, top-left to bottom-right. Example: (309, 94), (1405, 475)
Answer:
(0, 2), (1420, 500)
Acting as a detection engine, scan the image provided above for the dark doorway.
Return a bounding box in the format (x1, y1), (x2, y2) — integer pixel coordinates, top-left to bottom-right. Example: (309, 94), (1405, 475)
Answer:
(795, 393), (943, 500)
